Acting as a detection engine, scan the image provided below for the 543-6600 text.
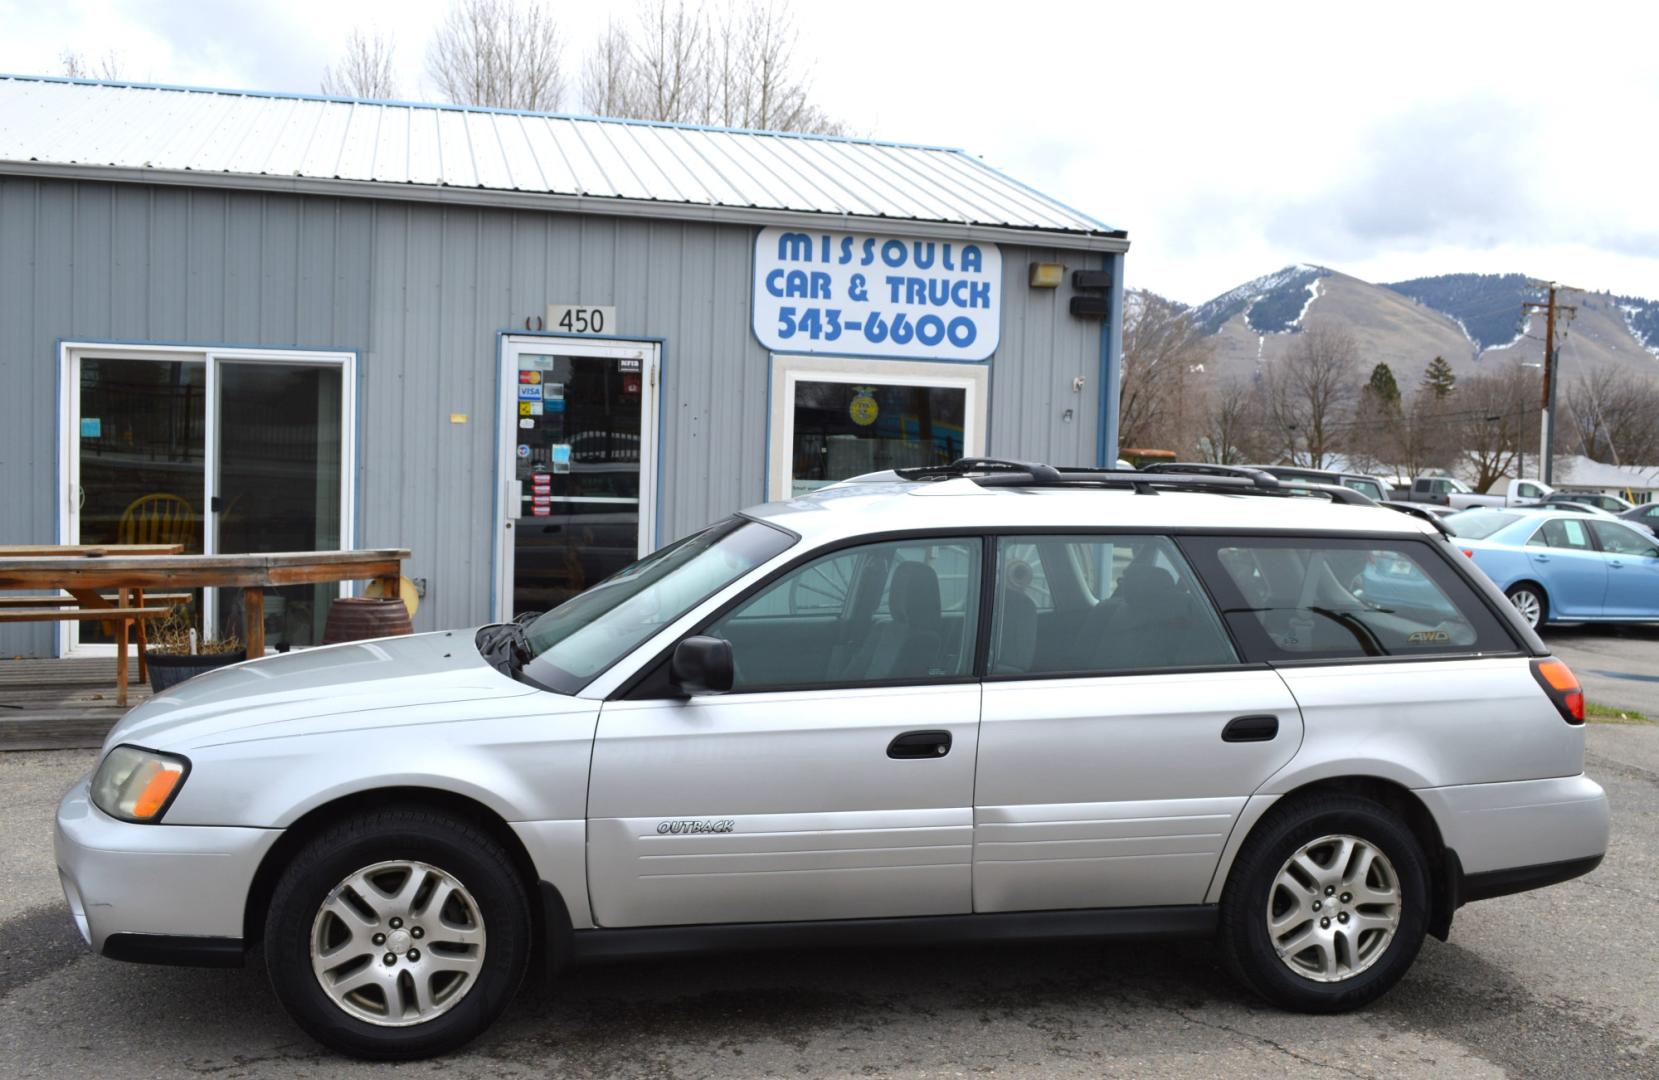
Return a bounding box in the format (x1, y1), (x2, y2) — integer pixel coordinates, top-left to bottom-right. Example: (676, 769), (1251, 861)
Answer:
(776, 306), (979, 349)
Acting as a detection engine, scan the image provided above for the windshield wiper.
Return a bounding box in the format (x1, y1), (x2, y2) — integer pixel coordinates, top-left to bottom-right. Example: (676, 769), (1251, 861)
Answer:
(476, 621), (534, 678)
(1307, 606), (1387, 657)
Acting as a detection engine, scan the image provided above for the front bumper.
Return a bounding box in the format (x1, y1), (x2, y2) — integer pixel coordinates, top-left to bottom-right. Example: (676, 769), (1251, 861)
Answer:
(1419, 773), (1609, 885)
(55, 776), (281, 959)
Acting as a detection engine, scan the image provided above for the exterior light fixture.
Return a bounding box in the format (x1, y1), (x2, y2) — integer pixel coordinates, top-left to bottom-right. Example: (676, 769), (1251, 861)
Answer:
(1029, 262), (1065, 289)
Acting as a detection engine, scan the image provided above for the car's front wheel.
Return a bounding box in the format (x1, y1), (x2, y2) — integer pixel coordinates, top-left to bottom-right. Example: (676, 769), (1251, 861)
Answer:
(264, 808), (531, 1059)
(1218, 794), (1429, 1012)
(1506, 583), (1548, 629)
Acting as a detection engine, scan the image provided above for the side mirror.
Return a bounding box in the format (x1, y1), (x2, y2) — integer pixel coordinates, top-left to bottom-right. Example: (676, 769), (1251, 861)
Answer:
(669, 635), (734, 696)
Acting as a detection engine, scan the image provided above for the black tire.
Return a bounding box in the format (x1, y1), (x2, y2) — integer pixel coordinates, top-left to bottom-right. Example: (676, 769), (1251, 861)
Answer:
(1506, 583), (1548, 629)
(263, 807), (531, 1060)
(1218, 794), (1429, 1013)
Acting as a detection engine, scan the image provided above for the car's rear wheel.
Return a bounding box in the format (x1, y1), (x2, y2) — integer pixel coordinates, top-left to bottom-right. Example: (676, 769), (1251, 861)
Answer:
(1506, 583), (1547, 629)
(264, 808), (530, 1059)
(1219, 794), (1428, 1012)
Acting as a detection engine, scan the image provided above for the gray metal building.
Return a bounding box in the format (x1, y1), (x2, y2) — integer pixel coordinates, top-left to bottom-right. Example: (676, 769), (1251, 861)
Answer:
(0, 75), (1128, 658)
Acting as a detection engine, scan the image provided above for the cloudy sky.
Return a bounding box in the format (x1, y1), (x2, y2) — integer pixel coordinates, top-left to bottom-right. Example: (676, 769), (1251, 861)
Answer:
(3, 0), (1656, 305)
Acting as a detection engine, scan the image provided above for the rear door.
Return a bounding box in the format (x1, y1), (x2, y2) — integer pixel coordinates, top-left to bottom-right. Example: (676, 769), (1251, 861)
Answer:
(1525, 517), (1608, 618)
(973, 534), (1302, 912)
(587, 535), (984, 927)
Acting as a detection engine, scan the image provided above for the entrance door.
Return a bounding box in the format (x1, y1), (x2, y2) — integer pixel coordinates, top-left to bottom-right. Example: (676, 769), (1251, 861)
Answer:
(60, 344), (355, 655)
(496, 338), (659, 621)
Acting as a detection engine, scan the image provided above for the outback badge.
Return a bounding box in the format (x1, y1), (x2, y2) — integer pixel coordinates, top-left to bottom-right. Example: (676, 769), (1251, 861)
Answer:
(656, 818), (736, 835)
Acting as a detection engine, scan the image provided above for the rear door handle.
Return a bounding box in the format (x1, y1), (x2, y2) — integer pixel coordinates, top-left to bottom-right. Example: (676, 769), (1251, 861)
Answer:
(1222, 714), (1279, 743)
(888, 730), (952, 759)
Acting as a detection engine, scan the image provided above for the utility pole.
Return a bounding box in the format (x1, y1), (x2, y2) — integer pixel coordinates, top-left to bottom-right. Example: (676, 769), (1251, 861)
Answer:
(1522, 282), (1577, 485)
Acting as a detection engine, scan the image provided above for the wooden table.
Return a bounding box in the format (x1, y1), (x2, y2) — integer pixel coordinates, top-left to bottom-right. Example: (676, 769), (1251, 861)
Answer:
(0, 549), (409, 705)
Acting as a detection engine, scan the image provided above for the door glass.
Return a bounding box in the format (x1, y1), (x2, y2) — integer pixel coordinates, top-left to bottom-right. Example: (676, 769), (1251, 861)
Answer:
(705, 538), (982, 689)
(77, 357), (206, 643)
(790, 380), (965, 495)
(214, 362), (344, 649)
(512, 353), (643, 617)
(1591, 521), (1659, 558)
(989, 535), (1235, 676)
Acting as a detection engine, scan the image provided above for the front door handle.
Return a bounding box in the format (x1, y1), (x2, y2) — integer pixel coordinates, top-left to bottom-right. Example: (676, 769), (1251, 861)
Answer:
(1222, 714), (1279, 743)
(888, 730), (952, 759)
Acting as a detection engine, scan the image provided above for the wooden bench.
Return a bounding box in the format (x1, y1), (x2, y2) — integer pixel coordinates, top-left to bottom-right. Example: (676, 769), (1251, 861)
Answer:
(0, 589), (191, 705)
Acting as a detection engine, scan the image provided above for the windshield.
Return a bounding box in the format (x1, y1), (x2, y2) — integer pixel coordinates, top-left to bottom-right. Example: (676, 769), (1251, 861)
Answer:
(1443, 509), (1519, 540)
(519, 517), (795, 694)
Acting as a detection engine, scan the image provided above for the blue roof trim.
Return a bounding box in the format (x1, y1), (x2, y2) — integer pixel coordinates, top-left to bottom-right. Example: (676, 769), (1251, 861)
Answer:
(0, 72), (965, 155)
(958, 154), (1122, 237)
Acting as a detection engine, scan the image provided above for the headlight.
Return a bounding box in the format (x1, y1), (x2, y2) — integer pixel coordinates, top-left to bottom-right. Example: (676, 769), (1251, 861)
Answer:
(91, 745), (191, 823)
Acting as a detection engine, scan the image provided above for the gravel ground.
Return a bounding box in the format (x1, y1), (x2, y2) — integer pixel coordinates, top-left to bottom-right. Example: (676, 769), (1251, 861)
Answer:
(1, 717), (1654, 1078)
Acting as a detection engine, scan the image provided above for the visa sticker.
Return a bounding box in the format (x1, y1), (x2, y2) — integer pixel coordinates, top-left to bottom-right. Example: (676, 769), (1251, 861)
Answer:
(519, 384), (543, 400)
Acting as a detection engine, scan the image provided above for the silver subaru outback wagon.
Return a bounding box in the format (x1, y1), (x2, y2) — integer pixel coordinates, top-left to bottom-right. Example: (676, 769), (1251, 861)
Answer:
(56, 461), (1609, 1059)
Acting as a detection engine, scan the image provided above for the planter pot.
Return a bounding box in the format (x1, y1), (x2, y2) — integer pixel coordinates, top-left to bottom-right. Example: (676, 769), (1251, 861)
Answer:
(146, 650), (247, 693)
(321, 597), (414, 645)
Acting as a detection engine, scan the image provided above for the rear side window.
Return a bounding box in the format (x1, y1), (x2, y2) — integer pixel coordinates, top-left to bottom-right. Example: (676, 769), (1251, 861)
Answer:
(1344, 478), (1385, 501)
(1529, 518), (1592, 550)
(1182, 536), (1517, 661)
(988, 535), (1238, 676)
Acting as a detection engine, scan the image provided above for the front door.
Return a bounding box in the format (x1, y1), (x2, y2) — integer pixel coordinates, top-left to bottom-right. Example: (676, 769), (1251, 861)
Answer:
(1525, 517), (1607, 618)
(586, 535), (984, 927)
(497, 337), (659, 621)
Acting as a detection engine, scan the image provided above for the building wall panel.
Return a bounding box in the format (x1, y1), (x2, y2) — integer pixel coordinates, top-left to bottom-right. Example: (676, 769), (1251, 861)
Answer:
(0, 176), (1108, 655)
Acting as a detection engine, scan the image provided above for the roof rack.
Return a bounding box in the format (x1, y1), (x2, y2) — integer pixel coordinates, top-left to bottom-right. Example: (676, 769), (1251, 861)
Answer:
(892, 458), (1377, 506)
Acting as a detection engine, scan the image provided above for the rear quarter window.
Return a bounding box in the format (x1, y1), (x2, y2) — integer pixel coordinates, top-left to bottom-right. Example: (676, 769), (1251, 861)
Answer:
(1181, 536), (1519, 662)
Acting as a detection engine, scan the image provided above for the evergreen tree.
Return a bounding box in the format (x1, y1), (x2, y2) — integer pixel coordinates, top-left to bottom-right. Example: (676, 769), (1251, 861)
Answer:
(1366, 362), (1402, 408)
(1423, 355), (1456, 398)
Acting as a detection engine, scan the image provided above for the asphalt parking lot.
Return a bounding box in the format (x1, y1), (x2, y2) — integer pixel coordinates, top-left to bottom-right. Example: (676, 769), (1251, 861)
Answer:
(2, 640), (1656, 1078)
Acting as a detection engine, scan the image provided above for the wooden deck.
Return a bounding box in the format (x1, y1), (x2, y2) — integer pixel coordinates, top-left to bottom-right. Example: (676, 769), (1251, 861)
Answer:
(0, 657), (150, 750)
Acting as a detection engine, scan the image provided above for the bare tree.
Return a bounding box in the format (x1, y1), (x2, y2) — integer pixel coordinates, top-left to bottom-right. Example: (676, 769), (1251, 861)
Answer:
(1195, 377), (1271, 464)
(578, 0), (843, 133)
(60, 49), (123, 80)
(580, 19), (637, 117)
(1390, 387), (1455, 481)
(1117, 291), (1209, 453)
(322, 29), (399, 99)
(1564, 368), (1659, 466)
(427, 0), (565, 111)
(1452, 368), (1539, 492)
(1262, 327), (1358, 468)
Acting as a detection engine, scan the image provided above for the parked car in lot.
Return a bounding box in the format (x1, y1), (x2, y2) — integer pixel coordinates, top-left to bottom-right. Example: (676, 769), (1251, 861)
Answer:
(1620, 502), (1659, 534)
(1443, 477), (1553, 511)
(58, 460), (1608, 1059)
(1542, 490), (1634, 515)
(1444, 507), (1659, 627)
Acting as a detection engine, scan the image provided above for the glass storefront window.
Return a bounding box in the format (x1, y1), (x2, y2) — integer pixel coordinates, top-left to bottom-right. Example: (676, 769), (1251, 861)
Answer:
(789, 381), (967, 495)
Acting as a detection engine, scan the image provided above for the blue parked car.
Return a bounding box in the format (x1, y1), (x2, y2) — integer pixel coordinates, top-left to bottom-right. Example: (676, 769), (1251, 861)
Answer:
(1443, 507), (1659, 628)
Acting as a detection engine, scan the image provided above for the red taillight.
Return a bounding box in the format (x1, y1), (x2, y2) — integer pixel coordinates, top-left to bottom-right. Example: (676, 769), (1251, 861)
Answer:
(1461, 548), (1475, 558)
(1531, 658), (1585, 724)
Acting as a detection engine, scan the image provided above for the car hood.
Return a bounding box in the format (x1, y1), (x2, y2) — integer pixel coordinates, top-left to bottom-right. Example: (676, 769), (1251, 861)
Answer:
(104, 629), (541, 752)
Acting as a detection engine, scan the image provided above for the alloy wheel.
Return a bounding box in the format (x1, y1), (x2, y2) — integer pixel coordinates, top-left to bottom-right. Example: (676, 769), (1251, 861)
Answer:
(309, 860), (487, 1027)
(1508, 588), (1542, 628)
(1266, 834), (1401, 983)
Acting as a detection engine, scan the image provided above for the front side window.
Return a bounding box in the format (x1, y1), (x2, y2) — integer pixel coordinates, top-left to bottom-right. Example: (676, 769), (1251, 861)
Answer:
(988, 535), (1237, 676)
(520, 517), (795, 693)
(1344, 477), (1386, 501)
(1185, 537), (1517, 661)
(704, 537), (982, 691)
(1590, 521), (1659, 558)
(1517, 483), (1543, 499)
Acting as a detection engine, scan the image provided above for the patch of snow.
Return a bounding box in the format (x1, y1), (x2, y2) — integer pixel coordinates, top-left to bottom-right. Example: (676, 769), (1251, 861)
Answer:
(1289, 276), (1323, 330)
(1617, 302), (1659, 359)
(1479, 311), (1532, 356)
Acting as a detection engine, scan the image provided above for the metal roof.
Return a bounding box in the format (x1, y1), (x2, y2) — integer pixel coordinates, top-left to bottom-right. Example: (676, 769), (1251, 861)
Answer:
(0, 75), (1124, 247)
